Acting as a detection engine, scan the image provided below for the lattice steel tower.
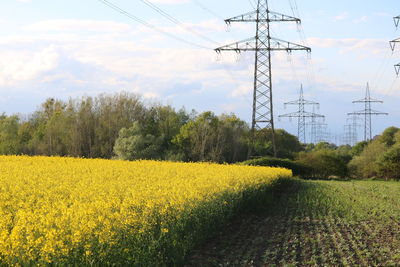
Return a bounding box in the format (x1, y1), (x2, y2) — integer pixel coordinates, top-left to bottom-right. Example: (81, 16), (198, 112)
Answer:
(307, 105), (325, 144)
(279, 85), (324, 143)
(215, 0), (311, 156)
(348, 83), (388, 141)
(344, 114), (362, 146)
(390, 16), (400, 75)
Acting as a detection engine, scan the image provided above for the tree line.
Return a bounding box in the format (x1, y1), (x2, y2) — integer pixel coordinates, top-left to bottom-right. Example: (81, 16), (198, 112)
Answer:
(0, 92), (301, 163)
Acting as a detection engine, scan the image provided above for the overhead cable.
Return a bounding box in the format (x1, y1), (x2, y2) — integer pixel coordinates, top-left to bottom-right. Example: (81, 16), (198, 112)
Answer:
(139, 0), (220, 45)
(98, 0), (211, 49)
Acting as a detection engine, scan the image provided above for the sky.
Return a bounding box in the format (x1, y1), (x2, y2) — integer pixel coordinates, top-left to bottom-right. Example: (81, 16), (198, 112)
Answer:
(0, 0), (399, 144)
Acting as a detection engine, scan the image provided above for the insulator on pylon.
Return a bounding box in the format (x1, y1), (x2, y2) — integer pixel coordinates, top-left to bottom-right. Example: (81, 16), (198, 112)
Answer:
(215, 52), (222, 62)
(235, 51), (241, 62)
(226, 23), (231, 32)
(395, 64), (400, 76)
(287, 53), (292, 62)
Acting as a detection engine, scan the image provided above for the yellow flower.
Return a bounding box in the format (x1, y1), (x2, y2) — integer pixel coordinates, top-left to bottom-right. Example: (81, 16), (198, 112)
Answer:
(0, 155), (291, 265)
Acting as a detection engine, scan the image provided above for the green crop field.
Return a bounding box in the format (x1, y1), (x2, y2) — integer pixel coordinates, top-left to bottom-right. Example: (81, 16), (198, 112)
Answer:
(187, 179), (400, 266)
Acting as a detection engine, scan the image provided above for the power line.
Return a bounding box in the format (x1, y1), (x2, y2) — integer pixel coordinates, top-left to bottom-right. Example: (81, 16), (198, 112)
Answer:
(97, 0), (211, 50)
(191, 0), (241, 42)
(192, 0), (225, 21)
(247, 0), (256, 9)
(288, 0), (316, 86)
(138, 0), (220, 45)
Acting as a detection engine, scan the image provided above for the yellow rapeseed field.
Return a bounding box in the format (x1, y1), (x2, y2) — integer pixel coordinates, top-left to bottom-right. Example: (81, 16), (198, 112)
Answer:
(0, 156), (291, 266)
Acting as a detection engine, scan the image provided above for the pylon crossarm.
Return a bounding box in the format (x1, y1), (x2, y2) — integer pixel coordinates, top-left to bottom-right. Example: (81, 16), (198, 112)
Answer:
(284, 99), (318, 106)
(370, 109), (389, 115)
(270, 37), (311, 52)
(394, 16), (400, 28)
(225, 10), (300, 24)
(215, 37), (256, 52)
(348, 111), (365, 116)
(225, 10), (258, 24)
(349, 111), (388, 116)
(303, 112), (324, 118)
(269, 11), (301, 23)
(390, 38), (400, 51)
(279, 112), (323, 118)
(352, 99), (383, 104)
(216, 36), (311, 53)
(279, 112), (300, 118)
(302, 100), (319, 105)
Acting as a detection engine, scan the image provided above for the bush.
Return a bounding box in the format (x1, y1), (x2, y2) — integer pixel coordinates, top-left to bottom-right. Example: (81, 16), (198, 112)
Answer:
(348, 128), (400, 180)
(377, 144), (400, 180)
(240, 157), (312, 178)
(297, 150), (348, 179)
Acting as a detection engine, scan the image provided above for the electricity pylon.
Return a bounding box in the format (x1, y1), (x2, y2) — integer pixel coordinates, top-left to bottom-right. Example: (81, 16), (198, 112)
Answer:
(343, 124), (353, 145)
(345, 114), (362, 146)
(390, 15), (400, 75)
(348, 83), (388, 141)
(307, 105), (325, 144)
(279, 84), (324, 144)
(215, 0), (311, 157)
(315, 122), (328, 143)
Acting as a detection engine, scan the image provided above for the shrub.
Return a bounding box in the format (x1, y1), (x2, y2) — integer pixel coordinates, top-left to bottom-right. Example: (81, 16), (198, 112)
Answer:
(240, 157), (312, 178)
(297, 150), (348, 179)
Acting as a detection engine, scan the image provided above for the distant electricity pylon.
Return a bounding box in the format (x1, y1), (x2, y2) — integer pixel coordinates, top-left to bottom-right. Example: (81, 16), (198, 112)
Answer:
(307, 105), (326, 144)
(343, 124), (353, 146)
(279, 85), (324, 143)
(317, 122), (329, 143)
(344, 114), (362, 146)
(215, 0), (311, 157)
(348, 83), (388, 141)
(390, 15), (400, 75)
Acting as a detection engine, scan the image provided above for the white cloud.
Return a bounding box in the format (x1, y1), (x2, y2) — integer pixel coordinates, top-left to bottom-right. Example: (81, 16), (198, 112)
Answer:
(0, 46), (59, 86)
(354, 16), (368, 24)
(333, 12), (349, 21)
(306, 37), (387, 56)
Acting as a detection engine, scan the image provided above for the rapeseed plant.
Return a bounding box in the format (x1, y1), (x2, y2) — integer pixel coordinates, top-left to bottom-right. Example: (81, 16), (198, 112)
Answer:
(0, 156), (291, 266)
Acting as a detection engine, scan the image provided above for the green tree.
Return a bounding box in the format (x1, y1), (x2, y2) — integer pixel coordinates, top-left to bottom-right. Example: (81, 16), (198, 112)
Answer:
(251, 129), (303, 159)
(172, 112), (249, 163)
(0, 115), (22, 155)
(144, 105), (189, 160)
(27, 98), (68, 155)
(313, 142), (338, 151)
(218, 114), (249, 163)
(379, 126), (399, 147)
(114, 122), (164, 160)
(297, 149), (347, 179)
(94, 93), (146, 158)
(350, 141), (368, 156)
(377, 144), (400, 180)
(348, 139), (387, 179)
(173, 112), (220, 162)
